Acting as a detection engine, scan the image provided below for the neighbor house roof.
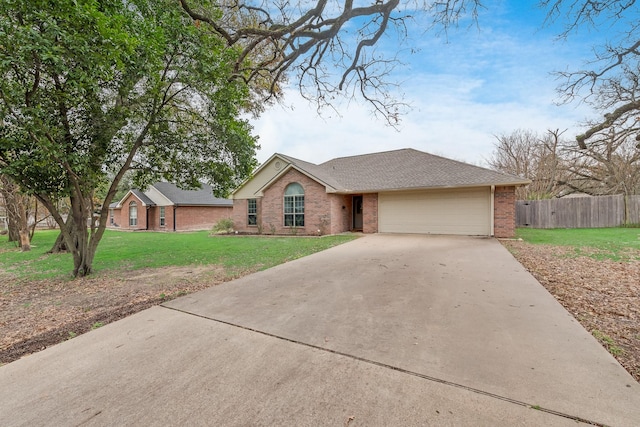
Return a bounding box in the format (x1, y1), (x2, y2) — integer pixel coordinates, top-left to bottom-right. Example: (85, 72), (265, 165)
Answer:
(268, 149), (530, 194)
(151, 182), (232, 206)
(114, 189), (156, 208)
(131, 189), (156, 206)
(115, 182), (232, 208)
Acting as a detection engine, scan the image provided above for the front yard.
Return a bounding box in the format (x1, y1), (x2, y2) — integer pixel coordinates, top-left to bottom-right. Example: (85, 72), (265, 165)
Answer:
(502, 227), (640, 382)
(0, 230), (357, 364)
(2, 227), (639, 383)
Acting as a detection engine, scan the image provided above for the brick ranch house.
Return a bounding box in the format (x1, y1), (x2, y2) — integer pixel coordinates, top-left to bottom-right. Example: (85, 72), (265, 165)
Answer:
(231, 148), (530, 238)
(109, 182), (232, 232)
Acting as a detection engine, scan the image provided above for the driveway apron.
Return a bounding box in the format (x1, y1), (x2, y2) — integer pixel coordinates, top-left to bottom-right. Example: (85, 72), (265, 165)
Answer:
(1, 234), (639, 426)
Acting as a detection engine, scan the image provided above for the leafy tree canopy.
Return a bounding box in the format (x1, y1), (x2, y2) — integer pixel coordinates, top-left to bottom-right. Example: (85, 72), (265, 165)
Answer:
(0, 0), (258, 276)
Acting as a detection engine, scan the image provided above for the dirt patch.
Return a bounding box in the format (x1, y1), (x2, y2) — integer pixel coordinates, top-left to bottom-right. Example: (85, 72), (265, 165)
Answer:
(502, 240), (640, 382)
(0, 265), (233, 364)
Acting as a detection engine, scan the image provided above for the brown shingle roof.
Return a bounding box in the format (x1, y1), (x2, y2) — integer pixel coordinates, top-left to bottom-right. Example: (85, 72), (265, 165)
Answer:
(277, 153), (343, 191)
(283, 148), (529, 193)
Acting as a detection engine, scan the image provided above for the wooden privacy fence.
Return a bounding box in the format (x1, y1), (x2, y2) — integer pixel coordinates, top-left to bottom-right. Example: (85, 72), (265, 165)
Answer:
(516, 195), (640, 228)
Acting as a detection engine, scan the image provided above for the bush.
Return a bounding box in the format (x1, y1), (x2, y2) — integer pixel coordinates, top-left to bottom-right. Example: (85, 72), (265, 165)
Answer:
(212, 218), (234, 234)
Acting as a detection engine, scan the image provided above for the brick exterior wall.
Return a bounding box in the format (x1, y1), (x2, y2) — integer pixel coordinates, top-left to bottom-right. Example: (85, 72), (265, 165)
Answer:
(108, 195), (231, 232)
(109, 207), (122, 228)
(115, 193), (147, 231)
(261, 169), (330, 235)
(173, 205), (232, 231)
(363, 193), (378, 233)
(330, 194), (351, 235)
(232, 169), (359, 235)
(494, 186), (516, 238)
(231, 198), (250, 232)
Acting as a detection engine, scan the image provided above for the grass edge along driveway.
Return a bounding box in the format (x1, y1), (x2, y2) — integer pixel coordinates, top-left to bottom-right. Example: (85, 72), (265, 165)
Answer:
(0, 230), (359, 281)
(508, 226), (640, 382)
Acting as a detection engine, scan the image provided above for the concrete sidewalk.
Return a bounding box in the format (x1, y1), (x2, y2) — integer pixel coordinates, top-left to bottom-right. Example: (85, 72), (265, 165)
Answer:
(1, 235), (639, 426)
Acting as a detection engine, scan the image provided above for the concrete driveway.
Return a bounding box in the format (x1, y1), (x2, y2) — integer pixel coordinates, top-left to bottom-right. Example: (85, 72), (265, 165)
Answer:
(1, 234), (639, 426)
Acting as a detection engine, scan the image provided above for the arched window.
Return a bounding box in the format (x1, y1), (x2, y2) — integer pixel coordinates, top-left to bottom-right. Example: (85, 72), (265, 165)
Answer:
(129, 201), (138, 226)
(284, 183), (304, 227)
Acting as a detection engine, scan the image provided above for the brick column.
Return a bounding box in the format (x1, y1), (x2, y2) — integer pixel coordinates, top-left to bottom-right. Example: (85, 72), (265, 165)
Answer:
(362, 193), (378, 233)
(494, 186), (516, 238)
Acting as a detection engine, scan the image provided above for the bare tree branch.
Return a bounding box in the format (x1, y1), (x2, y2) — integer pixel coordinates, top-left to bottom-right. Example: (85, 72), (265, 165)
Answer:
(179, 0), (482, 122)
(576, 100), (640, 148)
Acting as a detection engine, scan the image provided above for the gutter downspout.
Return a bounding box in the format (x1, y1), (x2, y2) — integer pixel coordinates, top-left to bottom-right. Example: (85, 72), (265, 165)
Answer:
(173, 205), (177, 232)
(490, 185), (495, 237)
(146, 206), (150, 231)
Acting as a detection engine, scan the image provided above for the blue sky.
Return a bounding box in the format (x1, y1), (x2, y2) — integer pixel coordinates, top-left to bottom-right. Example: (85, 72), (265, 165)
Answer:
(249, 1), (609, 166)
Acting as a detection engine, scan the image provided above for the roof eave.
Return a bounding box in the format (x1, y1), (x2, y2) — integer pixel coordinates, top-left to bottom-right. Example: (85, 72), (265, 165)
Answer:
(329, 181), (531, 194)
(115, 190), (154, 208)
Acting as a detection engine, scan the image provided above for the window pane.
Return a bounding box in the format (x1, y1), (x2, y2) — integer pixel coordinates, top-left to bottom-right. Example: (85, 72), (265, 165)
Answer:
(285, 183), (304, 196)
(284, 214), (293, 226)
(284, 196), (294, 214)
(129, 202), (137, 227)
(247, 199), (257, 226)
(284, 185), (304, 227)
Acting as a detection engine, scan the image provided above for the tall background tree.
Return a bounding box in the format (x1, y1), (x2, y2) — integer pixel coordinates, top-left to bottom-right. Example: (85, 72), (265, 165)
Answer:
(487, 129), (566, 200)
(488, 128), (640, 198)
(542, 0), (640, 149)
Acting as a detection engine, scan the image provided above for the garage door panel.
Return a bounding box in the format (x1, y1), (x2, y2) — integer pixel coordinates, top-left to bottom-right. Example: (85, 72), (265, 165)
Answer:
(379, 188), (490, 235)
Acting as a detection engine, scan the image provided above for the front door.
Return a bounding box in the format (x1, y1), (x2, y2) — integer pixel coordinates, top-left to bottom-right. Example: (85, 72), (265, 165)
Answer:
(353, 195), (363, 230)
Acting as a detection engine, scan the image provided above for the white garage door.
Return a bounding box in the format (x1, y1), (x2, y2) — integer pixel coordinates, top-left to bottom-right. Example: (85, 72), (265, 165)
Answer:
(378, 187), (491, 235)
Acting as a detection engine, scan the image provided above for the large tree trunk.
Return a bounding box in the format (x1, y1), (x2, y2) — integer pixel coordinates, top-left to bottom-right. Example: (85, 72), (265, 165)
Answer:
(64, 192), (101, 277)
(15, 194), (31, 251)
(1, 175), (19, 242)
(5, 206), (19, 242)
(49, 231), (68, 253)
(38, 193), (101, 277)
(0, 175), (30, 250)
(48, 214), (73, 253)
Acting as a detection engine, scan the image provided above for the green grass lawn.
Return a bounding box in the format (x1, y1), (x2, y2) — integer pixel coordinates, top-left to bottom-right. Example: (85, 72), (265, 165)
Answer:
(515, 227), (640, 261)
(0, 230), (358, 281)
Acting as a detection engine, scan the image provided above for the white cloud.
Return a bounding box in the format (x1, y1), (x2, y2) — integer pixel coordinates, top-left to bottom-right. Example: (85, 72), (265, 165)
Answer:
(249, 4), (598, 167)
(251, 82), (588, 167)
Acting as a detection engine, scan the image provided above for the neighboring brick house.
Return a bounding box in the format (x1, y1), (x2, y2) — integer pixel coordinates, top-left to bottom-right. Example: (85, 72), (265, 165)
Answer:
(109, 182), (232, 232)
(231, 148), (530, 238)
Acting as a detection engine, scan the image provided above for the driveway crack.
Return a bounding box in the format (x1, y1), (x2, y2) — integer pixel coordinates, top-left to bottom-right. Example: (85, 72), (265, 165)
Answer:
(161, 305), (605, 427)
